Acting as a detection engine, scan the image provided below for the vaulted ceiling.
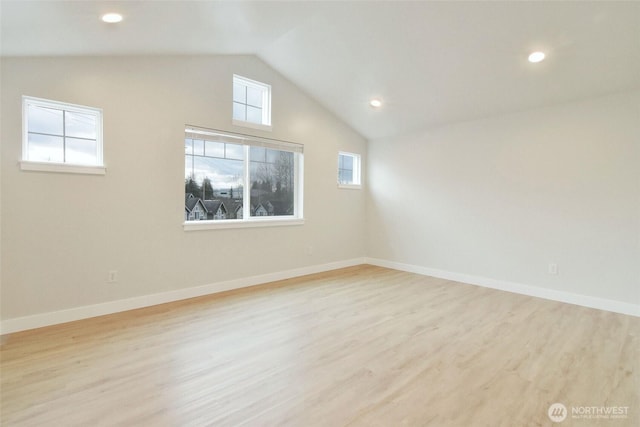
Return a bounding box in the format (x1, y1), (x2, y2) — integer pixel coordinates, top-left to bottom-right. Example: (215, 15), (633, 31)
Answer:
(2, 1), (639, 140)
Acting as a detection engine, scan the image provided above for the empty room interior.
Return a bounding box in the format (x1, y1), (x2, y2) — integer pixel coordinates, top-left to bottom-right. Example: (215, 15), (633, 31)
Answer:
(1, 1), (639, 426)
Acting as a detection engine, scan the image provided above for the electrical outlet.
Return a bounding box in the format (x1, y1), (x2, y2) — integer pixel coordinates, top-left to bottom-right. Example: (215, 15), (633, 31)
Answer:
(107, 270), (118, 283)
(548, 263), (558, 275)
(305, 245), (314, 256)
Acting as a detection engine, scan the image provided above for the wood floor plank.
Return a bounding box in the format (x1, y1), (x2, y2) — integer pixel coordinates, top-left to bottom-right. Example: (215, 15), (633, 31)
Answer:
(1, 265), (638, 426)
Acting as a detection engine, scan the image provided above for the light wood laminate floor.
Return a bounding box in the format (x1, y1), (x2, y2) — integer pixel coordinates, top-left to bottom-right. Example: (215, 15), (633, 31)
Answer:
(1, 265), (638, 426)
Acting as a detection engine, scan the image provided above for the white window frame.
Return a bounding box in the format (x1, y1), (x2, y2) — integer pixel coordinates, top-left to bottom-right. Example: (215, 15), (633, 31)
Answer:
(232, 75), (272, 132)
(184, 126), (304, 231)
(338, 151), (361, 189)
(20, 96), (105, 175)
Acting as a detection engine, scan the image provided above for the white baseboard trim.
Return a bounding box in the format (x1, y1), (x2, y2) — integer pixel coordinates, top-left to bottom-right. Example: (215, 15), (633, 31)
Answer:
(3, 256), (636, 335)
(0, 258), (366, 335)
(366, 257), (640, 317)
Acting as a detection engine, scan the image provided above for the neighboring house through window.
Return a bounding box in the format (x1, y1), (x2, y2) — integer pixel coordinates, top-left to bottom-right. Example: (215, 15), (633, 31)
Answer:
(185, 194), (207, 221)
(338, 152), (361, 188)
(21, 96), (105, 174)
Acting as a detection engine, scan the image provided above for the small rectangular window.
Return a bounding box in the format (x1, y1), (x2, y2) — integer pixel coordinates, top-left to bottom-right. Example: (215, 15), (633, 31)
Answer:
(232, 75), (271, 130)
(21, 96), (104, 174)
(338, 152), (361, 188)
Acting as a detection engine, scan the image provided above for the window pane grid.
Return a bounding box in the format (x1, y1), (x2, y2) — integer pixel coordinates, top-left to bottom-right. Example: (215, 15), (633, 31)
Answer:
(185, 138), (245, 161)
(23, 97), (102, 167)
(232, 75), (271, 127)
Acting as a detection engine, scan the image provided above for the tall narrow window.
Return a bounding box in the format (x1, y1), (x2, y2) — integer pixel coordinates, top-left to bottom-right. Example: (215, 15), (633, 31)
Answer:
(232, 75), (271, 129)
(184, 126), (303, 228)
(338, 152), (361, 188)
(21, 96), (104, 174)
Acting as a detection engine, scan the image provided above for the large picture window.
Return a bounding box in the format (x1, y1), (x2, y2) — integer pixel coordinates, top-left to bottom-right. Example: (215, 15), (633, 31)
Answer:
(184, 126), (303, 229)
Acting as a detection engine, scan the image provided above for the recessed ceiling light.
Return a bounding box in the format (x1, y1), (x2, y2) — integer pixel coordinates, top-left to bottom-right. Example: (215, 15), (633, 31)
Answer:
(370, 98), (382, 108)
(101, 13), (123, 23)
(528, 51), (545, 63)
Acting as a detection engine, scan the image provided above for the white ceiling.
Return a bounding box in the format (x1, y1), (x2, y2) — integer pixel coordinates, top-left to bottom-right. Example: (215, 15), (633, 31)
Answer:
(2, 1), (639, 140)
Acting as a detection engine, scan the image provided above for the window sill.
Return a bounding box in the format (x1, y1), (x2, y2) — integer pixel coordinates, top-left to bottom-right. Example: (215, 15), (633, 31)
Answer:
(20, 161), (106, 175)
(232, 119), (272, 132)
(184, 217), (304, 231)
(338, 183), (361, 190)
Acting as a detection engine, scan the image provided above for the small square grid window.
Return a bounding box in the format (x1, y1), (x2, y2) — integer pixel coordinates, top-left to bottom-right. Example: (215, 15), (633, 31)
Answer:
(233, 75), (271, 128)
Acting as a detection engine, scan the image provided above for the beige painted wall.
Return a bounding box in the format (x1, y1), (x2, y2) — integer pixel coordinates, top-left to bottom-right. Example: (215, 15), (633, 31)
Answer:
(1, 55), (367, 320)
(2, 55), (636, 323)
(367, 91), (640, 305)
